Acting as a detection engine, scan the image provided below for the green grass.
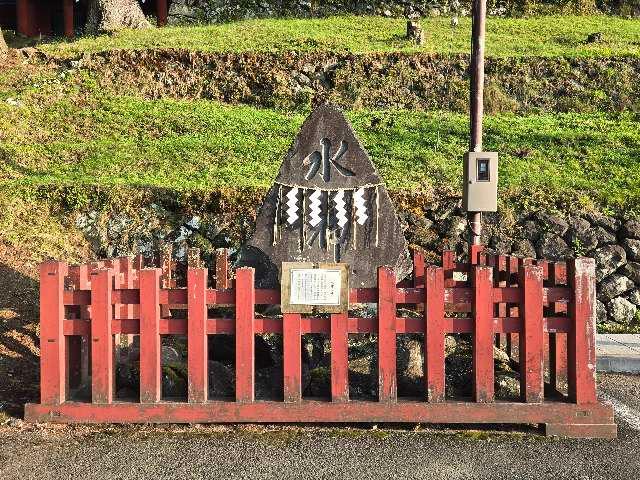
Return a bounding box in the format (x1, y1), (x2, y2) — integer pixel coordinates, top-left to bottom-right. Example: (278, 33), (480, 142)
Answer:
(39, 15), (640, 58)
(1, 77), (639, 211)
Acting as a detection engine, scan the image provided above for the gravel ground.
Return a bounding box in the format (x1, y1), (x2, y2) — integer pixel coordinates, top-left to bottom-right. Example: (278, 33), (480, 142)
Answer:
(1, 374), (639, 480)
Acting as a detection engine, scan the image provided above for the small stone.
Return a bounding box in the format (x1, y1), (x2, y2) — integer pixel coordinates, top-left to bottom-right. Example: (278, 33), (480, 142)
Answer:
(608, 297), (637, 324)
(622, 238), (640, 261)
(623, 262), (640, 284)
(598, 274), (635, 300)
(594, 245), (627, 281)
(621, 220), (640, 239)
(537, 233), (572, 260)
(512, 239), (536, 258)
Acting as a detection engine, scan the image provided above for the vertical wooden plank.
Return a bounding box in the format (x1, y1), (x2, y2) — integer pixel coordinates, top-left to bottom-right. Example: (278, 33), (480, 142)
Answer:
(549, 261), (568, 391)
(442, 250), (455, 288)
(188, 267), (208, 403)
(40, 261), (67, 405)
(470, 244), (484, 266)
(157, 0), (168, 26)
(567, 258), (598, 404)
(139, 269), (161, 403)
(330, 312), (349, 402)
(519, 264), (545, 403)
(377, 267), (397, 403)
(216, 248), (230, 289)
(91, 269), (113, 404)
(413, 250), (425, 288)
(235, 267), (255, 402)
(472, 265), (494, 403)
(425, 266), (445, 402)
(63, 0), (74, 37)
(283, 313), (302, 402)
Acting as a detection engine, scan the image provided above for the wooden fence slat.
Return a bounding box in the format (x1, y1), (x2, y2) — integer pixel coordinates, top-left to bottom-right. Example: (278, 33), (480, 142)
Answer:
(442, 250), (455, 288)
(216, 248), (229, 289)
(140, 269), (161, 403)
(330, 312), (349, 402)
(40, 262), (67, 405)
(283, 313), (302, 403)
(519, 264), (544, 403)
(378, 267), (397, 403)
(568, 258), (598, 404)
(425, 266), (445, 402)
(188, 268), (208, 403)
(235, 267), (255, 402)
(473, 265), (494, 403)
(91, 269), (113, 404)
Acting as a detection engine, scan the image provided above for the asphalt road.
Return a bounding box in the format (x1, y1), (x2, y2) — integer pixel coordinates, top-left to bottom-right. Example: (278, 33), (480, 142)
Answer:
(1, 373), (639, 480)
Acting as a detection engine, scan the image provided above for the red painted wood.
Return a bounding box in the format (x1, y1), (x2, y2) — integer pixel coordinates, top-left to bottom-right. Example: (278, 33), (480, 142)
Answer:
(188, 268), (208, 403)
(549, 332), (568, 392)
(216, 248), (229, 289)
(470, 244), (484, 265)
(24, 400), (615, 435)
(330, 313), (349, 402)
(413, 250), (425, 288)
(567, 258), (598, 404)
(139, 269), (161, 403)
(39, 262), (67, 405)
(472, 265), (494, 402)
(425, 266), (445, 402)
(91, 269), (113, 404)
(442, 250), (455, 288)
(235, 268), (255, 402)
(62, 0), (73, 37)
(519, 264), (545, 403)
(377, 267), (397, 403)
(157, 0), (168, 27)
(283, 313), (302, 403)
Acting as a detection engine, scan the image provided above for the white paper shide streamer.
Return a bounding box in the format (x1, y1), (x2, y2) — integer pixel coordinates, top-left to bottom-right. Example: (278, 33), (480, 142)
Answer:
(309, 189), (323, 227)
(334, 190), (348, 228)
(354, 187), (368, 226)
(286, 187), (299, 225)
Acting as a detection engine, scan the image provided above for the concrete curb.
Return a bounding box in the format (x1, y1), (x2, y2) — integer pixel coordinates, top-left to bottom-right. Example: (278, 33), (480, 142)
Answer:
(597, 334), (640, 373)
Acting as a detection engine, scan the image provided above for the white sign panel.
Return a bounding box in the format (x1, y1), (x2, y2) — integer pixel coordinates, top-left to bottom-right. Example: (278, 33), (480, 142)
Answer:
(289, 268), (342, 306)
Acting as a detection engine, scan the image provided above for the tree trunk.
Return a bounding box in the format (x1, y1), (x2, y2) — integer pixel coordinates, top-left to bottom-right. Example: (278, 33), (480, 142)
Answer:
(85, 0), (152, 35)
(0, 27), (7, 56)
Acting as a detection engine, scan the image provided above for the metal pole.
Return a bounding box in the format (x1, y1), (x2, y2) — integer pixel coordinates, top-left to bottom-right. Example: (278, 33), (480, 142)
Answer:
(468, 0), (486, 246)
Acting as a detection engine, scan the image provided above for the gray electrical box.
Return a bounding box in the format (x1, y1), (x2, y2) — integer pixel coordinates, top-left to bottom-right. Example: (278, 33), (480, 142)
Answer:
(463, 151), (498, 212)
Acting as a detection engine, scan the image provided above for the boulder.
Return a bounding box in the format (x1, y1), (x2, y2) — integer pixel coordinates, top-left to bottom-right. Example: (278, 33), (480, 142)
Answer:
(518, 220), (541, 242)
(621, 220), (640, 240)
(161, 345), (181, 364)
(598, 274), (635, 300)
(596, 300), (608, 324)
(623, 262), (640, 284)
(584, 212), (620, 233)
(622, 238), (640, 262)
(594, 245), (626, 281)
(627, 289), (640, 306)
(538, 213), (569, 237)
(594, 226), (617, 246)
(536, 232), (572, 260)
(208, 361), (234, 398)
(608, 297), (637, 324)
(566, 218), (598, 252)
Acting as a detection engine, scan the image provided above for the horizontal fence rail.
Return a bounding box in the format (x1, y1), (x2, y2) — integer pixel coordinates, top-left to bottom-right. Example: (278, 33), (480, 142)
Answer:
(25, 247), (615, 438)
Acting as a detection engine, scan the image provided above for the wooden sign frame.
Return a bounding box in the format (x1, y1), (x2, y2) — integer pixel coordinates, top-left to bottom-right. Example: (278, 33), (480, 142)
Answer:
(280, 262), (349, 314)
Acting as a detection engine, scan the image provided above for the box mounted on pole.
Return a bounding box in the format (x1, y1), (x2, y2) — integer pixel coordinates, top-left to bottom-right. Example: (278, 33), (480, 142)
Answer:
(463, 151), (498, 212)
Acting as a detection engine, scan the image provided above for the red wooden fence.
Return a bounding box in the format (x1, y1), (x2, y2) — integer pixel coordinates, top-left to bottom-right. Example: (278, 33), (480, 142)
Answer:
(25, 247), (615, 438)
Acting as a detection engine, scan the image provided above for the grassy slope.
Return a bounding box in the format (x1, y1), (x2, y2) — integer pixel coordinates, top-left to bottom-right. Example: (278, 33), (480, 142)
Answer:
(40, 15), (640, 58)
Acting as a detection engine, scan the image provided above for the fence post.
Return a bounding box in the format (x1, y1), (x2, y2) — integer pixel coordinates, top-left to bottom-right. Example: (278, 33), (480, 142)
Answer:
(235, 267), (255, 402)
(40, 261), (67, 405)
(519, 264), (544, 403)
(188, 267), (208, 403)
(216, 248), (229, 289)
(472, 265), (494, 402)
(140, 269), (161, 403)
(283, 313), (302, 402)
(442, 250), (455, 288)
(549, 262), (568, 391)
(567, 258), (598, 404)
(378, 267), (397, 403)
(425, 266), (445, 402)
(330, 312), (349, 402)
(91, 269), (114, 404)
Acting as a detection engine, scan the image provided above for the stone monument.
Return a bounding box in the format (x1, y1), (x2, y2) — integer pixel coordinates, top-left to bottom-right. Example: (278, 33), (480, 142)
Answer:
(243, 104), (411, 288)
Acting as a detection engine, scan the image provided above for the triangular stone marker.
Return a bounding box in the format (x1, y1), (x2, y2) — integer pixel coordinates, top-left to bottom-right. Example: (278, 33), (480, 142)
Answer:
(245, 104), (411, 288)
